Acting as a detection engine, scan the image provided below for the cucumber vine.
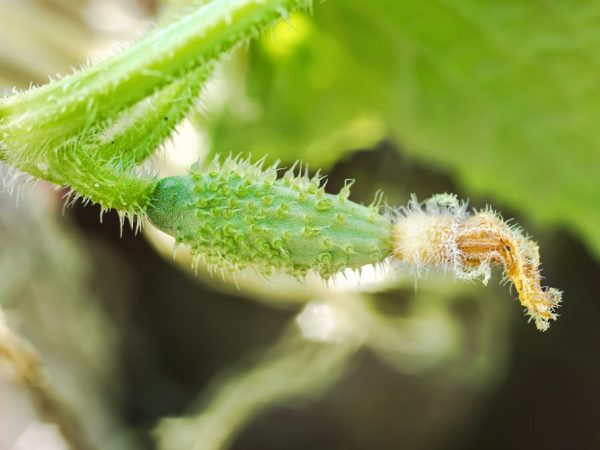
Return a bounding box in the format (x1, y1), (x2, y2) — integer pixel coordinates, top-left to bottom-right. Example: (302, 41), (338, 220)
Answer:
(0, 0), (561, 330)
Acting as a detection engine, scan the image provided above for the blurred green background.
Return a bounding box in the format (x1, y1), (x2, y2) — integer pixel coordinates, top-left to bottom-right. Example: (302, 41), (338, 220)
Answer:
(1, 1), (599, 449)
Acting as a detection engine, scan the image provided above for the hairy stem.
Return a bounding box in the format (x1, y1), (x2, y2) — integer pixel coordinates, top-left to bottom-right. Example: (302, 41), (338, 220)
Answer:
(0, 0), (311, 214)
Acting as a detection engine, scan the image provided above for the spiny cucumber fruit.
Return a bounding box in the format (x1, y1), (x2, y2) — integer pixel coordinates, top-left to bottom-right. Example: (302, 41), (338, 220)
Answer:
(148, 156), (393, 279)
(148, 157), (562, 331)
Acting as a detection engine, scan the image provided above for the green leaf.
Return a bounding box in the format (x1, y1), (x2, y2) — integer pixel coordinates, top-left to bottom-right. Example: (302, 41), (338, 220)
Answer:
(204, 0), (600, 258)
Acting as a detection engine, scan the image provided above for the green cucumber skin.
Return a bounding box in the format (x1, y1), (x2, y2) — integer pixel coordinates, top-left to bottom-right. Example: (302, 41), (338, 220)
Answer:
(148, 161), (393, 278)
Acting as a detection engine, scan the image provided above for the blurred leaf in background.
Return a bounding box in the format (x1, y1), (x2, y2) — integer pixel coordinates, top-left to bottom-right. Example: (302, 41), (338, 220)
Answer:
(201, 0), (600, 258)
